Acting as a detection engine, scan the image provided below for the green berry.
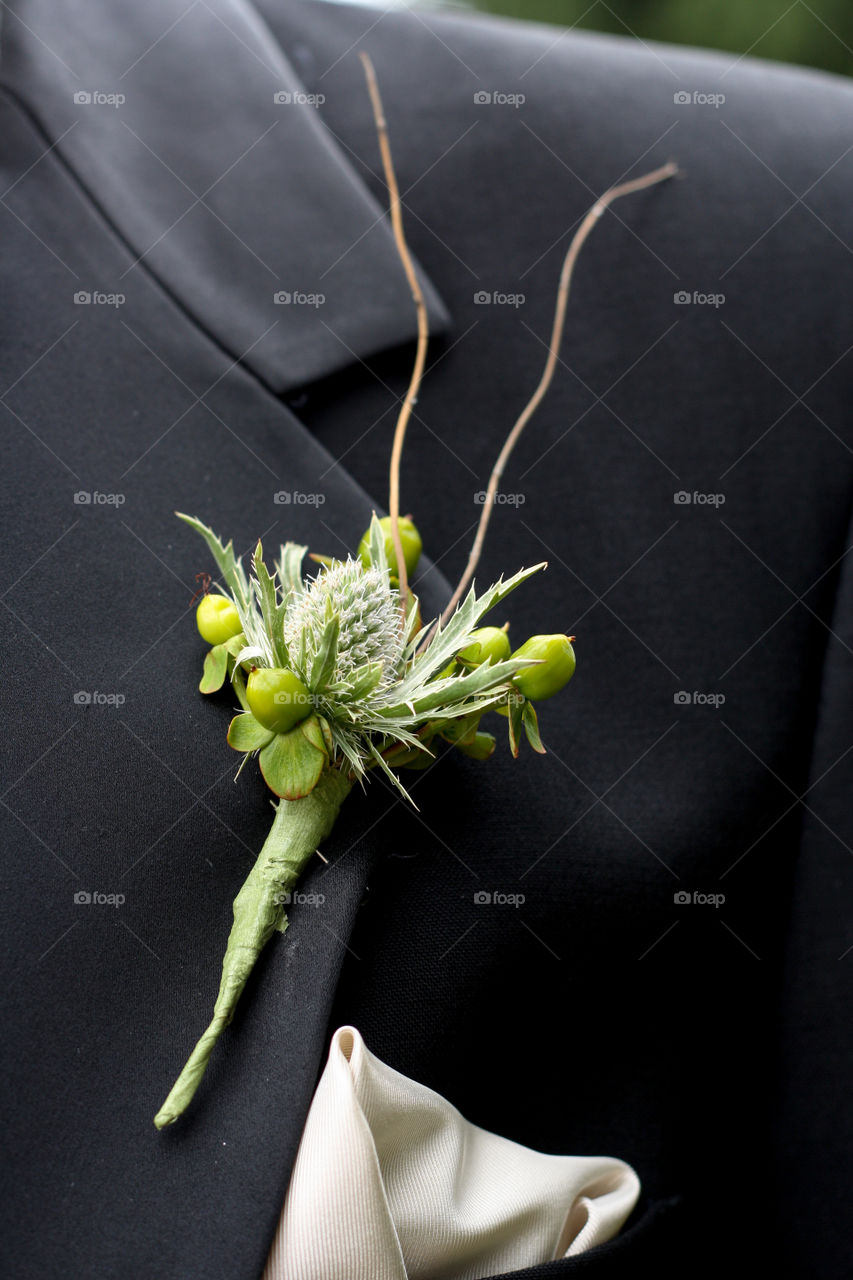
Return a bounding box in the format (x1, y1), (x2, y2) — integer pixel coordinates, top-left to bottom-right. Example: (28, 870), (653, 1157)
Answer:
(511, 634), (576, 701)
(457, 626), (511, 667)
(246, 668), (313, 735)
(196, 595), (241, 646)
(358, 516), (423, 578)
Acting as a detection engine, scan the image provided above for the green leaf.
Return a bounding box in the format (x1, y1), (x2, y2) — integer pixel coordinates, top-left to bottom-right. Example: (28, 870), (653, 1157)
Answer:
(300, 714), (329, 759)
(397, 563), (546, 698)
(199, 645), (229, 693)
(365, 738), (416, 805)
(367, 512), (390, 577)
(252, 542), (288, 667)
(275, 542), (307, 596)
(309, 605), (340, 693)
(231, 643), (266, 670)
(230, 664), (251, 713)
(227, 712), (274, 753)
(457, 731), (496, 761)
(316, 715), (335, 756)
(222, 632), (247, 658)
(399, 750), (433, 770)
(440, 712), (481, 745)
(521, 700), (546, 754)
(338, 661), (384, 704)
(259, 726), (326, 800)
(507, 696), (524, 759)
(177, 513), (252, 613)
(379, 657), (529, 720)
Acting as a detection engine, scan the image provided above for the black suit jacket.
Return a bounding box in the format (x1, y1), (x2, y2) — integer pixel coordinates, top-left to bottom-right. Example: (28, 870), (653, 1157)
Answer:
(2, 2), (852, 1276)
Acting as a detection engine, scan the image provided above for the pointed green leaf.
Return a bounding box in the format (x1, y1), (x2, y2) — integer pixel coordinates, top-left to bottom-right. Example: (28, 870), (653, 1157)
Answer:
(341, 661), (384, 703)
(230, 643), (266, 670)
(276, 542), (307, 596)
(300, 714), (329, 759)
(177, 513), (252, 612)
(507, 695), (524, 759)
(309, 610), (340, 693)
(367, 512), (390, 577)
(398, 563), (546, 696)
(222, 632), (247, 657)
(227, 712), (274, 753)
(230, 664), (250, 713)
(317, 716), (335, 756)
(252, 541), (289, 668)
(259, 726), (326, 800)
(379, 657), (529, 720)
(199, 645), (229, 693)
(521, 700), (546, 754)
(365, 739), (417, 805)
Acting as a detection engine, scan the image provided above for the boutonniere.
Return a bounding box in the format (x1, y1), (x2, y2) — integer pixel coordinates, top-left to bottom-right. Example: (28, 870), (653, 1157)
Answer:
(154, 56), (676, 1128)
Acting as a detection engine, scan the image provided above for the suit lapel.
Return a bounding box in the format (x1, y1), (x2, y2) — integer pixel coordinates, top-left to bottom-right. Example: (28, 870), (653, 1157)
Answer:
(0, 0), (449, 392)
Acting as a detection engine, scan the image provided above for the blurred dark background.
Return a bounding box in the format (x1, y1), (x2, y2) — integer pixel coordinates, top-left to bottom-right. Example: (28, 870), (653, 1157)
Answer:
(442, 0), (853, 76)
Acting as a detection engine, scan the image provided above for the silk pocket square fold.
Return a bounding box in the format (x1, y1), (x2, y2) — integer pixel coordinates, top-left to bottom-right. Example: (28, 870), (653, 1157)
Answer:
(265, 1026), (639, 1280)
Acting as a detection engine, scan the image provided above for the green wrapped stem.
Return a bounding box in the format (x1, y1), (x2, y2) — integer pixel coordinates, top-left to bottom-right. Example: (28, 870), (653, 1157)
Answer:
(154, 768), (353, 1129)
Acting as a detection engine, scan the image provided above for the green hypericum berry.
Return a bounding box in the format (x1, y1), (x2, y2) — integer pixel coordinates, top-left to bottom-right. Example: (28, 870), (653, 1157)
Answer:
(358, 516), (423, 577)
(196, 594), (242, 646)
(246, 668), (313, 735)
(511, 634), (576, 701)
(457, 626), (511, 667)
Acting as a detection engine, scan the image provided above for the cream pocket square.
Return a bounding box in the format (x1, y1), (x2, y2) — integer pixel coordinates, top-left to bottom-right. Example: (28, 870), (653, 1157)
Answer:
(265, 1026), (639, 1280)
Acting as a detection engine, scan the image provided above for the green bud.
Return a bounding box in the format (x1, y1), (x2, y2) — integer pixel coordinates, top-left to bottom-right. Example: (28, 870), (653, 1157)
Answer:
(511, 634), (576, 701)
(246, 668), (313, 735)
(358, 516), (423, 578)
(196, 594), (241, 646)
(457, 626), (511, 668)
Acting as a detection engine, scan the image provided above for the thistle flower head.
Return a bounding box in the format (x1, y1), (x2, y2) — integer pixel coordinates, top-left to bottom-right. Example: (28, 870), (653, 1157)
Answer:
(285, 558), (404, 688)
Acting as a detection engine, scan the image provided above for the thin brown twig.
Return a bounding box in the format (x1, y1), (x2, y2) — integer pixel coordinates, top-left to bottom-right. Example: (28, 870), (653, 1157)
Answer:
(360, 51), (429, 617)
(435, 160), (679, 630)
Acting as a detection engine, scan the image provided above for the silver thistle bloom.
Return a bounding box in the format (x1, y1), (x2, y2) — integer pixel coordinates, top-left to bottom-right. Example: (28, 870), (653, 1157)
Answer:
(285, 558), (405, 689)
